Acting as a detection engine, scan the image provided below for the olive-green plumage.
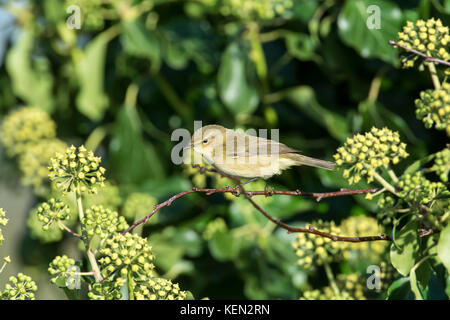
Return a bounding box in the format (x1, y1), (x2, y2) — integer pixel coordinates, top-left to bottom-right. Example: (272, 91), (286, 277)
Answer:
(188, 125), (334, 180)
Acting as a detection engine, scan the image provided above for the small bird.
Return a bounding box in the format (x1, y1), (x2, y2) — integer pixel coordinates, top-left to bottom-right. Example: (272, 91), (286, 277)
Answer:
(186, 125), (334, 186)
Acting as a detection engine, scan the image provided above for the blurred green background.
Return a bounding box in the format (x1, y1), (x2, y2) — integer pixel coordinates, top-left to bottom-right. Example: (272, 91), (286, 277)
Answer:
(0, 0), (449, 299)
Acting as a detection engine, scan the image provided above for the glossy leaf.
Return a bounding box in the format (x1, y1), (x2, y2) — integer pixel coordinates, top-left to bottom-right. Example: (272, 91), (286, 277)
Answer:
(6, 31), (54, 112)
(337, 0), (402, 64)
(121, 20), (161, 73)
(75, 31), (110, 121)
(390, 220), (420, 276)
(437, 223), (450, 274)
(217, 42), (259, 115)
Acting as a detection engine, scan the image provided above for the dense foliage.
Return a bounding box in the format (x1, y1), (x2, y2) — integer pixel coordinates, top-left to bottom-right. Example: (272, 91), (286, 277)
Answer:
(0, 0), (449, 300)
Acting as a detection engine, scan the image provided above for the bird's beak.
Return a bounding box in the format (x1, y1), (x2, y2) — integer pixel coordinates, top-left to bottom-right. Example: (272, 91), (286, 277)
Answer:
(183, 144), (193, 151)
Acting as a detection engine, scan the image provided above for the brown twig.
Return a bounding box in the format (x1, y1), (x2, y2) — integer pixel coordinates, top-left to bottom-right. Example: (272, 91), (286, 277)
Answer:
(121, 165), (442, 241)
(389, 40), (450, 67)
(122, 164), (391, 241)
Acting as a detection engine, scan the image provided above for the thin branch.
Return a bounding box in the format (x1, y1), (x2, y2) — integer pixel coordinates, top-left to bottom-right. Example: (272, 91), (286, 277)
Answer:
(121, 166), (438, 242)
(389, 40), (450, 67)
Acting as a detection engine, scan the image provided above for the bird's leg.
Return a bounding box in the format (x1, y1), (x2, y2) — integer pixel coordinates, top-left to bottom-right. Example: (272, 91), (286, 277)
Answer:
(239, 177), (260, 187)
(264, 179), (273, 196)
(231, 177), (260, 196)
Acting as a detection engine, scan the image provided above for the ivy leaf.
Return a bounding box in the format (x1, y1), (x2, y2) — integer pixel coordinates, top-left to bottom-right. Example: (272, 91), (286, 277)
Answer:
(390, 220), (420, 276)
(437, 223), (450, 274)
(284, 86), (350, 141)
(387, 277), (414, 299)
(6, 31), (54, 112)
(217, 42), (259, 115)
(337, 0), (402, 65)
(75, 30), (111, 121)
(404, 153), (436, 175)
(121, 20), (161, 73)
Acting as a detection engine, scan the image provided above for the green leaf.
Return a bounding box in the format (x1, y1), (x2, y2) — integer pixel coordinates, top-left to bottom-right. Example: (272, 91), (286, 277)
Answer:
(6, 31), (54, 112)
(337, 0), (402, 64)
(437, 223), (450, 274)
(110, 104), (165, 185)
(284, 86), (350, 141)
(404, 153), (436, 175)
(217, 42), (259, 115)
(121, 20), (161, 73)
(390, 220), (420, 276)
(75, 30), (111, 121)
(387, 277), (414, 300)
(409, 259), (431, 300)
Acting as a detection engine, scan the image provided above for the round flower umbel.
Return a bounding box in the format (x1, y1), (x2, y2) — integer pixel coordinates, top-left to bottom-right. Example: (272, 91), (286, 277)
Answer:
(292, 220), (342, 269)
(300, 288), (355, 300)
(95, 233), (155, 291)
(134, 278), (188, 300)
(0, 107), (56, 156)
(48, 255), (78, 285)
(397, 18), (450, 68)
(415, 82), (450, 132)
(0, 208), (8, 245)
(339, 216), (387, 263)
(431, 148), (450, 182)
(122, 193), (157, 222)
(48, 145), (106, 194)
(397, 171), (448, 205)
(2, 273), (38, 300)
(334, 127), (408, 185)
(83, 205), (129, 239)
(18, 139), (67, 195)
(37, 198), (71, 231)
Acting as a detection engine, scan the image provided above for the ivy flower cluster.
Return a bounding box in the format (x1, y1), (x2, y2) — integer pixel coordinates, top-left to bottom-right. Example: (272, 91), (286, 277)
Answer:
(431, 148), (450, 182)
(122, 193), (157, 222)
(48, 255), (78, 285)
(397, 18), (450, 68)
(0, 107), (56, 156)
(89, 233), (155, 299)
(83, 205), (129, 239)
(335, 274), (366, 300)
(415, 82), (450, 132)
(334, 127), (408, 185)
(216, 0), (293, 21)
(339, 216), (387, 263)
(300, 288), (354, 300)
(133, 277), (188, 300)
(377, 171), (449, 226)
(292, 220), (342, 269)
(397, 171), (447, 205)
(48, 145), (106, 194)
(18, 139), (67, 195)
(1, 273), (38, 300)
(37, 198), (71, 231)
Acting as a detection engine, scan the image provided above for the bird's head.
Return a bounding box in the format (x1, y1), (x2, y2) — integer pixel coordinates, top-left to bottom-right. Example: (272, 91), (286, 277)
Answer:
(187, 125), (226, 161)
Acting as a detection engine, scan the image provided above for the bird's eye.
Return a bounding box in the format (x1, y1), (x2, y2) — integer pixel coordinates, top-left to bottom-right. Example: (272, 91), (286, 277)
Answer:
(203, 139), (208, 144)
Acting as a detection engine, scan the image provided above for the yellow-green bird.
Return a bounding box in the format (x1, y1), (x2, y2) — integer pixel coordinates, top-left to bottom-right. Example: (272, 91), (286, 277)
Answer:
(187, 125), (334, 185)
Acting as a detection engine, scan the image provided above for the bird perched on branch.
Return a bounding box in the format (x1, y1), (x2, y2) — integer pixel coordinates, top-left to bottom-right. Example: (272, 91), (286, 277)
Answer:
(186, 125), (334, 187)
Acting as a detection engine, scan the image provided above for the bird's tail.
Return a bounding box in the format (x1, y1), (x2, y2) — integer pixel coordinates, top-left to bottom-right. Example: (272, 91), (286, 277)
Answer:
(284, 153), (335, 170)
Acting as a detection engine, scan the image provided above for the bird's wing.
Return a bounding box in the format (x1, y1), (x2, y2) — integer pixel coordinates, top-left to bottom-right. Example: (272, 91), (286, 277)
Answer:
(223, 133), (299, 157)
